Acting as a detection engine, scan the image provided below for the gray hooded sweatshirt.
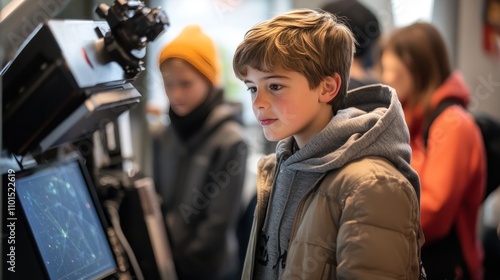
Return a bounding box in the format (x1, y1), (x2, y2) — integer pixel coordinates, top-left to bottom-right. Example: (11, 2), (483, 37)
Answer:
(253, 84), (421, 279)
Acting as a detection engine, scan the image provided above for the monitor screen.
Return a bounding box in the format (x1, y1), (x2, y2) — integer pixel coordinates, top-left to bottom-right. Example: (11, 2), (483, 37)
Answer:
(14, 159), (117, 280)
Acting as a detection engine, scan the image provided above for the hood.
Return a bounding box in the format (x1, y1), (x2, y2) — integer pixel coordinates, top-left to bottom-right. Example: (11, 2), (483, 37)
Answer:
(276, 84), (420, 198)
(431, 71), (470, 108)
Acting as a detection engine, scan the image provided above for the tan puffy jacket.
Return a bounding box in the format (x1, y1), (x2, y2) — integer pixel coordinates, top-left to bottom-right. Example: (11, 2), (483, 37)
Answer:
(242, 155), (424, 279)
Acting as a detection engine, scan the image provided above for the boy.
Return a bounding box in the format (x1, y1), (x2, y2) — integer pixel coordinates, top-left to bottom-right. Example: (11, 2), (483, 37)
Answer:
(233, 9), (424, 279)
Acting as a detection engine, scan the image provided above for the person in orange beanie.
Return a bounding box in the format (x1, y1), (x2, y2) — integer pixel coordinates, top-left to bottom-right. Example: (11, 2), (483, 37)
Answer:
(152, 25), (248, 280)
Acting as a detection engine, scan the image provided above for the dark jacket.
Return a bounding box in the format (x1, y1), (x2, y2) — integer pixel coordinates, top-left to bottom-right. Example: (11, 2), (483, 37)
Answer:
(153, 103), (248, 280)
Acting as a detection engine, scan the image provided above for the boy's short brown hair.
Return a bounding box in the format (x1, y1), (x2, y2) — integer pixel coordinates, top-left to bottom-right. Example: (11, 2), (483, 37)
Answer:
(233, 9), (355, 112)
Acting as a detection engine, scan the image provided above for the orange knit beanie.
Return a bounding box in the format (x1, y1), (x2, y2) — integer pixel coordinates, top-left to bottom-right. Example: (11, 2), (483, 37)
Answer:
(158, 25), (220, 86)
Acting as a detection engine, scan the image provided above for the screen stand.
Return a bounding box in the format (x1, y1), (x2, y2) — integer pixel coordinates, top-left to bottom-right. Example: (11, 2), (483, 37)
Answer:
(134, 177), (177, 280)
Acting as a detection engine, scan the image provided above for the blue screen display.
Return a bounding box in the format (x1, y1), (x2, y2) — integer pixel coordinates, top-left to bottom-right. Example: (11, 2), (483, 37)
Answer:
(16, 161), (117, 280)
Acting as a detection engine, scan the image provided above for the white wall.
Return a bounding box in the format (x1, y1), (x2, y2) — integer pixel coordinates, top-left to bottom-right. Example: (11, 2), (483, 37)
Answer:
(457, 0), (500, 120)
(431, 0), (458, 67)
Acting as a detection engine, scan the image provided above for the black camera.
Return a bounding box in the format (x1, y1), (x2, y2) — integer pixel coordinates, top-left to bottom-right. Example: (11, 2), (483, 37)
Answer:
(96, 0), (169, 77)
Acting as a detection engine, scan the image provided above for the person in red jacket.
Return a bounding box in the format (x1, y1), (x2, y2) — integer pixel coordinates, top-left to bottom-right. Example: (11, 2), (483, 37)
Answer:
(379, 22), (487, 280)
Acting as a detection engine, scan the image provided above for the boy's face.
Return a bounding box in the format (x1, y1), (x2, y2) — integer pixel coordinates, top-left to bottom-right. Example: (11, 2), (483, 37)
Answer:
(244, 67), (335, 148)
(160, 58), (211, 116)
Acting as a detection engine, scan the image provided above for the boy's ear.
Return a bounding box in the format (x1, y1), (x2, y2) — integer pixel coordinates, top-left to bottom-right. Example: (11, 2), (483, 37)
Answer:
(319, 73), (341, 103)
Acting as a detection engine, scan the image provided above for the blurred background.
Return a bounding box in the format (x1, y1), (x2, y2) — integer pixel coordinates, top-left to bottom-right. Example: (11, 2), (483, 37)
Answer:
(0, 0), (499, 279)
(2, 0), (495, 177)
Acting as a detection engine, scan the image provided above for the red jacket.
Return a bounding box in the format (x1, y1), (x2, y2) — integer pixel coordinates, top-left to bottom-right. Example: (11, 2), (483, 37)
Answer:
(404, 72), (486, 280)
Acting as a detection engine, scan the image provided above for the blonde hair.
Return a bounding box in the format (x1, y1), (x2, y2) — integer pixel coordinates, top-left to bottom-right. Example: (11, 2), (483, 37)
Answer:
(233, 9), (355, 112)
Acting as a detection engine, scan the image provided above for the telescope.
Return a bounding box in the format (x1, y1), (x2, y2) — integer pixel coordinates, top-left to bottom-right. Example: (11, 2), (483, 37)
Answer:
(1, 1), (177, 279)
(1, 0), (169, 157)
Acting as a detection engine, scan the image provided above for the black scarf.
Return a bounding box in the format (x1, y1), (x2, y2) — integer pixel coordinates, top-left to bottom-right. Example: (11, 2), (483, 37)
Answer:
(168, 88), (224, 141)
